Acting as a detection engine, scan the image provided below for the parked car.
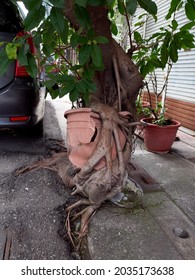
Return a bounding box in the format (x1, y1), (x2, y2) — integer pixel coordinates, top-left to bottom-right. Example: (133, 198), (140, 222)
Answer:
(0, 0), (46, 129)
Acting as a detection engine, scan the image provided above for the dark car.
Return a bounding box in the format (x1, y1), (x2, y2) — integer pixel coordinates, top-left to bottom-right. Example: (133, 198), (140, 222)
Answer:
(0, 0), (46, 129)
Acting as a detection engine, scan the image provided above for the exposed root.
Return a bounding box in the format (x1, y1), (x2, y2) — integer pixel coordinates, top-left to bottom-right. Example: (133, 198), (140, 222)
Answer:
(15, 152), (66, 176)
(61, 104), (143, 250)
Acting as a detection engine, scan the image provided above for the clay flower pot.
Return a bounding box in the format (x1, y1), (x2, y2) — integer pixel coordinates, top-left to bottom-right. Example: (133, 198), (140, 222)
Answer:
(140, 117), (181, 153)
(64, 108), (130, 169)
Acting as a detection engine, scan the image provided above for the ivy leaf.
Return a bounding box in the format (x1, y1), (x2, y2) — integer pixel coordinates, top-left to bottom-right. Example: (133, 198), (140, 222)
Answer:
(126, 0), (138, 15)
(185, 0), (195, 21)
(91, 45), (103, 67)
(137, 0), (157, 15)
(79, 44), (91, 65)
(24, 5), (45, 31)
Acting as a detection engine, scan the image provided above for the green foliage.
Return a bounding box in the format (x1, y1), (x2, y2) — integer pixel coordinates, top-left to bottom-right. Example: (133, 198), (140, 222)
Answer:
(0, 0), (194, 108)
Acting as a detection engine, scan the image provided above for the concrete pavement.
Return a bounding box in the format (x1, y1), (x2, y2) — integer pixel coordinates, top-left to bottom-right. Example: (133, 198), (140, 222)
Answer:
(49, 98), (195, 259)
(87, 133), (195, 260)
(1, 98), (195, 260)
(46, 98), (195, 260)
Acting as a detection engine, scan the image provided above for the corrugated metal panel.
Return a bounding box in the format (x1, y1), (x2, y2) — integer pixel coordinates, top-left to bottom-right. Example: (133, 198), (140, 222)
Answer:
(166, 5), (195, 103)
(167, 47), (195, 102)
(145, 0), (170, 38)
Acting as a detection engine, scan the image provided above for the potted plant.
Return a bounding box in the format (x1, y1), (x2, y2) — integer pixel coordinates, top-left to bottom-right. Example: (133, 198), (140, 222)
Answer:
(131, 7), (194, 153)
(140, 101), (181, 153)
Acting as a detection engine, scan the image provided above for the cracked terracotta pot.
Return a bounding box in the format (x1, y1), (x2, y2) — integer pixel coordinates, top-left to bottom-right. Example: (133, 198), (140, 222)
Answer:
(64, 108), (129, 170)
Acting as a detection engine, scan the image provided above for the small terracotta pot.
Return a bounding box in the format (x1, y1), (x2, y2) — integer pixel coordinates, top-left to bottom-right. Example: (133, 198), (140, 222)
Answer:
(141, 117), (181, 153)
(65, 108), (130, 169)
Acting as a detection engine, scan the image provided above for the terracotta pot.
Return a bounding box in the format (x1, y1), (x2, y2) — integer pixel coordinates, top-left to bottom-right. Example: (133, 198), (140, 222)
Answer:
(64, 108), (130, 169)
(140, 117), (181, 153)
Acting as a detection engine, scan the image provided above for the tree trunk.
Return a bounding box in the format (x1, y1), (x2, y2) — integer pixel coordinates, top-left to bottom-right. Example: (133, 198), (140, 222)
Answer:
(60, 2), (143, 244)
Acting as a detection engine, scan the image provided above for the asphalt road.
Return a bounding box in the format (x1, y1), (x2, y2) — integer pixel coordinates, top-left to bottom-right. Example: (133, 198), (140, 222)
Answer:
(0, 100), (73, 260)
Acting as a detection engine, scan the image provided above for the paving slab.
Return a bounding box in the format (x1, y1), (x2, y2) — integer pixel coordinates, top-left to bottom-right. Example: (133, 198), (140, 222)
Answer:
(132, 152), (195, 223)
(87, 202), (182, 260)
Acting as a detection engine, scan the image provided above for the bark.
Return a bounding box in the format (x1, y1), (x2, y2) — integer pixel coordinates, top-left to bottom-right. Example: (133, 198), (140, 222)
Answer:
(60, 1), (144, 246)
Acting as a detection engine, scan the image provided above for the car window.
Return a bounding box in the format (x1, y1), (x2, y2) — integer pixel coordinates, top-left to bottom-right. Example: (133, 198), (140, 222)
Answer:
(0, 0), (23, 33)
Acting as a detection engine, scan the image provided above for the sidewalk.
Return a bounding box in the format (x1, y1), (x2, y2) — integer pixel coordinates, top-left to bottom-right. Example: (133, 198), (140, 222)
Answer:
(1, 99), (194, 260)
(50, 98), (195, 260)
(87, 132), (195, 259)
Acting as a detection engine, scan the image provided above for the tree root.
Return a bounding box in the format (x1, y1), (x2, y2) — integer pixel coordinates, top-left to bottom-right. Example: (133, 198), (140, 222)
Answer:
(58, 105), (143, 250)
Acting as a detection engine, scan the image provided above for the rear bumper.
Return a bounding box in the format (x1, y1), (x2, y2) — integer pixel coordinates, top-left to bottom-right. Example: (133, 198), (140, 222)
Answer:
(0, 77), (46, 128)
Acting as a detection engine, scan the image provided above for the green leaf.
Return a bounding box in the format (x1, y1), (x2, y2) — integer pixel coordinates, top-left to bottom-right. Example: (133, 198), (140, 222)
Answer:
(75, 0), (87, 7)
(0, 50), (11, 76)
(22, 0), (42, 11)
(24, 5), (45, 31)
(111, 22), (118, 35)
(70, 33), (79, 48)
(169, 40), (178, 63)
(117, 0), (125, 15)
(79, 44), (91, 65)
(94, 36), (109, 44)
(69, 88), (80, 102)
(161, 32), (171, 66)
(17, 46), (28, 65)
(137, 0), (157, 15)
(87, 0), (106, 5)
(185, 0), (195, 20)
(74, 5), (91, 30)
(59, 83), (75, 97)
(50, 7), (65, 34)
(134, 31), (143, 44)
(126, 0), (138, 15)
(166, 0), (182, 20)
(172, 19), (178, 30)
(180, 22), (195, 31)
(48, 0), (65, 9)
(83, 79), (96, 92)
(76, 80), (87, 93)
(91, 45), (103, 67)
(60, 19), (69, 44)
(25, 53), (38, 78)
(5, 43), (18, 60)
(50, 88), (60, 99)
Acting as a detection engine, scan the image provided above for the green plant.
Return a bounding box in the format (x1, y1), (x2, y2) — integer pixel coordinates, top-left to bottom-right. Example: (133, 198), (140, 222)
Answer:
(130, 0), (195, 125)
